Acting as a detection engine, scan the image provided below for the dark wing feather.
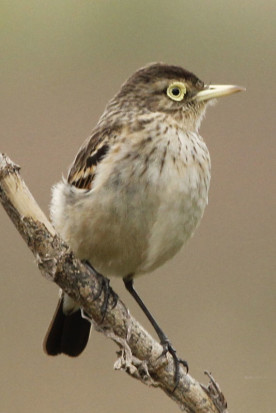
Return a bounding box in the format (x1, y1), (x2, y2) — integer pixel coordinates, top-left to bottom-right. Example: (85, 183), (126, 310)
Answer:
(68, 125), (121, 190)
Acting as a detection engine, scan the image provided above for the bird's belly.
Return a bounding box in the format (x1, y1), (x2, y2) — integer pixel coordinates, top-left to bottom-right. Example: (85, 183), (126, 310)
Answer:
(51, 128), (210, 278)
(51, 156), (209, 278)
(139, 165), (209, 273)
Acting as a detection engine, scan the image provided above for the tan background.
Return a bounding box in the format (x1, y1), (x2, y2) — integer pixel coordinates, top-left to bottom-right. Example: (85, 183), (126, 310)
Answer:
(1, 1), (275, 412)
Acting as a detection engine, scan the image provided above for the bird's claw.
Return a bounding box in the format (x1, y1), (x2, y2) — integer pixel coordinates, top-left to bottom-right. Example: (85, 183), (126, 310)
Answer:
(160, 339), (189, 392)
(95, 275), (118, 321)
(83, 261), (118, 321)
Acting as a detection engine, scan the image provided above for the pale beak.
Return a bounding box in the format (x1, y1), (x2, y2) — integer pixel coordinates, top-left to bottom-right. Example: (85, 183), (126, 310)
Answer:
(192, 84), (246, 102)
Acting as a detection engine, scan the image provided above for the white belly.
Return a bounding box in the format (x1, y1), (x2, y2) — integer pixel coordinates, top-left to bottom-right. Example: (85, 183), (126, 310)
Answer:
(51, 131), (210, 277)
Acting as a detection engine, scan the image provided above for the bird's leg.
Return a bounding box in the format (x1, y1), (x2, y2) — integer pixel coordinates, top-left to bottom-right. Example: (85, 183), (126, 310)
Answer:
(123, 277), (188, 391)
(83, 261), (118, 320)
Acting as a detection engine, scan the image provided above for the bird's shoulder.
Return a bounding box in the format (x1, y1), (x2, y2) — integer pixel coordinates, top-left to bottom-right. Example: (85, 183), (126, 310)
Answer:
(67, 122), (123, 190)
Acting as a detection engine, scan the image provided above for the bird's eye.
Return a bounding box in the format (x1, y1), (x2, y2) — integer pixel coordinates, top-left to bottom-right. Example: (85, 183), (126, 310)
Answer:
(167, 82), (186, 101)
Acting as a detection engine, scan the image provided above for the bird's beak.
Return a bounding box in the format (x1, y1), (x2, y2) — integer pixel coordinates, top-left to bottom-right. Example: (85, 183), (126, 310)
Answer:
(192, 84), (246, 102)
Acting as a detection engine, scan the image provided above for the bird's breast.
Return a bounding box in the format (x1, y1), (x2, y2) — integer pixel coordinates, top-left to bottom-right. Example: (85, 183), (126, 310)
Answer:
(129, 127), (211, 272)
(51, 127), (210, 277)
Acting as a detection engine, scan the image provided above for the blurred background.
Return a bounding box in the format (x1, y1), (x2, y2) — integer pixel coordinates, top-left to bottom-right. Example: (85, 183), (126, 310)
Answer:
(1, 1), (275, 412)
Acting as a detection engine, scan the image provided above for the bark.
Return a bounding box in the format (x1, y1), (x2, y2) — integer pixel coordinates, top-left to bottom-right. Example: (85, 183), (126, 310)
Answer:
(0, 153), (228, 413)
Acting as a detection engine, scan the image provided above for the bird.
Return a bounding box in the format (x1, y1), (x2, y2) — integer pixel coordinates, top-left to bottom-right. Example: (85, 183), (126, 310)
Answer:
(44, 63), (244, 378)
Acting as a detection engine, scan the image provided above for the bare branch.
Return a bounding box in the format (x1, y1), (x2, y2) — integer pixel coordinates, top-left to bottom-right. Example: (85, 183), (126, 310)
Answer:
(0, 153), (228, 413)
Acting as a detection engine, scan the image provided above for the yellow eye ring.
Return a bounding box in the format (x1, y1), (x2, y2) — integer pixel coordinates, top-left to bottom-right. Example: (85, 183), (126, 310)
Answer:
(167, 82), (186, 101)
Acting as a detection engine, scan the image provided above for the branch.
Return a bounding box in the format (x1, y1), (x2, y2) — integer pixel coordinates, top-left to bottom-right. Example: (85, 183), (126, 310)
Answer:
(0, 153), (228, 413)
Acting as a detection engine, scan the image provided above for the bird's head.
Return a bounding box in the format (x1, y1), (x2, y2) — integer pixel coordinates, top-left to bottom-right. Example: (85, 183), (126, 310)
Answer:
(111, 63), (245, 131)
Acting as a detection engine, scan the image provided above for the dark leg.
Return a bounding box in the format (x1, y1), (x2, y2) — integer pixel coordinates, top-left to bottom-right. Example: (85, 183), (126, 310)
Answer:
(84, 261), (118, 320)
(123, 276), (188, 390)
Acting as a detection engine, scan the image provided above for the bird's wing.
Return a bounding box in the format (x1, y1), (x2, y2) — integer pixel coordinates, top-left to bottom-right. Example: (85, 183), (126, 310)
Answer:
(67, 125), (120, 190)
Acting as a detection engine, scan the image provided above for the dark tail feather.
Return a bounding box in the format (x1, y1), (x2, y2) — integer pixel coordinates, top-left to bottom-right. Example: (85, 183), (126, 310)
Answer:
(43, 298), (91, 357)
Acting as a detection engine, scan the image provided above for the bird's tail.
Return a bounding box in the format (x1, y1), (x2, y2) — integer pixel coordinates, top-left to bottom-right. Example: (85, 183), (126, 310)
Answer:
(43, 297), (91, 357)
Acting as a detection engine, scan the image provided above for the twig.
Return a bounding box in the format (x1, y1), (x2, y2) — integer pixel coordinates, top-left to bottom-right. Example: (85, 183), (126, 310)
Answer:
(0, 153), (228, 413)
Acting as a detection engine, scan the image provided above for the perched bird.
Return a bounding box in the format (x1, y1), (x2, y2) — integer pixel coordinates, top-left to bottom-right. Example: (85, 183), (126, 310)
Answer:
(44, 63), (244, 375)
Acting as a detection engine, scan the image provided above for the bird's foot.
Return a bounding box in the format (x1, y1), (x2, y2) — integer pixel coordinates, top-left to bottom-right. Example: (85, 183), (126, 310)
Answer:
(96, 276), (118, 321)
(83, 261), (118, 322)
(160, 339), (189, 392)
